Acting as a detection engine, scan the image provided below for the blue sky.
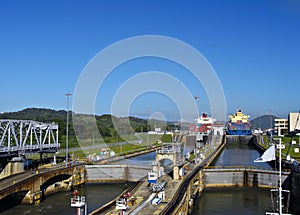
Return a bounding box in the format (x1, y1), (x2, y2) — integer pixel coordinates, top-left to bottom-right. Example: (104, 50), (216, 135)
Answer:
(0, 0), (300, 121)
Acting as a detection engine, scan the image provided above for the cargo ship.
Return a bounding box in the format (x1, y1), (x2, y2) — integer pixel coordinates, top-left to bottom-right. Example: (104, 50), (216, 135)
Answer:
(226, 110), (252, 135)
(190, 113), (215, 142)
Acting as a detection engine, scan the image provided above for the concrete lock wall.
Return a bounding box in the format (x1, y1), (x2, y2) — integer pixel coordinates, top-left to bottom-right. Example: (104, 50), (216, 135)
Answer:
(171, 168), (289, 215)
(85, 165), (151, 182)
(204, 170), (244, 187)
(204, 168), (289, 188)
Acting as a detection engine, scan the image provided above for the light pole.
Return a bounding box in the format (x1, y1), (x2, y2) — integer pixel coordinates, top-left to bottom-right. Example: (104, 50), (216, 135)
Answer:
(147, 109), (150, 149)
(194, 96), (199, 117)
(117, 132), (121, 154)
(194, 96), (200, 159)
(147, 129), (149, 149)
(65, 93), (71, 167)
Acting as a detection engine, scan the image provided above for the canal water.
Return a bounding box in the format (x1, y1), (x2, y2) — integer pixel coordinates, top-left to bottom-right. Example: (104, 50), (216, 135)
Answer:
(3, 142), (274, 214)
(112, 151), (156, 166)
(192, 142), (274, 214)
(192, 188), (272, 215)
(3, 183), (131, 214)
(2, 152), (157, 214)
(212, 142), (272, 168)
(112, 151), (173, 168)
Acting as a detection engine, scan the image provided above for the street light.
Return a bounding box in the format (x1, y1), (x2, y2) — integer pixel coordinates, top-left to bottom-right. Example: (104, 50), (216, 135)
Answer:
(194, 96), (200, 160)
(194, 96), (199, 117)
(65, 93), (71, 167)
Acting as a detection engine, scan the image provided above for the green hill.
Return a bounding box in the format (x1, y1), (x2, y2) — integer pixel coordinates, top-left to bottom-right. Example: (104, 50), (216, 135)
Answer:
(0, 108), (179, 147)
(251, 115), (278, 130)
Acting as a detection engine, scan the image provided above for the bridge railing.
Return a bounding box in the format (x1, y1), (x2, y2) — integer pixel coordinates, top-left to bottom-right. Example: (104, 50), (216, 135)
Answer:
(0, 143), (60, 153)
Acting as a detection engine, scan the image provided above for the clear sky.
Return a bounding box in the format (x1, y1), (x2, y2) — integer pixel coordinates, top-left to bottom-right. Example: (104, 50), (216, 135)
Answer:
(1, 0), (300, 122)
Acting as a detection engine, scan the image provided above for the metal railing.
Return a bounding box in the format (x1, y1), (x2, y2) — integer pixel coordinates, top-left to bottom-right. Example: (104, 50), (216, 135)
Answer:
(0, 143), (60, 153)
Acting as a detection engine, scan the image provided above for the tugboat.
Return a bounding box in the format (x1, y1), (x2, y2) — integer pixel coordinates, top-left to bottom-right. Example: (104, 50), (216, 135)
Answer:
(226, 110), (252, 135)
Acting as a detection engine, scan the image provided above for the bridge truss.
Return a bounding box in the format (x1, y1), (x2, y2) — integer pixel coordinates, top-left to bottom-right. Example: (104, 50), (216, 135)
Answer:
(0, 119), (60, 156)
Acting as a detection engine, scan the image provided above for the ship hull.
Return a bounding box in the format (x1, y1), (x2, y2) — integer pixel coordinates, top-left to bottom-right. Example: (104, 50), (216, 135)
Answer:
(226, 122), (252, 136)
(226, 129), (252, 135)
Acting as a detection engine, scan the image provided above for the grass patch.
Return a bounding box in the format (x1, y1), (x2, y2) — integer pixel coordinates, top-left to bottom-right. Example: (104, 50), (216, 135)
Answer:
(262, 135), (300, 160)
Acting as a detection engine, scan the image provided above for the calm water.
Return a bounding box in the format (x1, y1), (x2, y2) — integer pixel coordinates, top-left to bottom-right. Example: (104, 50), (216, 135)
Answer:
(2, 183), (130, 215)
(112, 151), (156, 165)
(2, 152), (155, 214)
(192, 142), (274, 214)
(212, 142), (272, 169)
(3, 142), (274, 214)
(193, 188), (272, 215)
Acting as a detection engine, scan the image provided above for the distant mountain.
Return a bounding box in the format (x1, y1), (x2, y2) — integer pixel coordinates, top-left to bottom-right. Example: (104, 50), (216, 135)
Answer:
(251, 115), (278, 130)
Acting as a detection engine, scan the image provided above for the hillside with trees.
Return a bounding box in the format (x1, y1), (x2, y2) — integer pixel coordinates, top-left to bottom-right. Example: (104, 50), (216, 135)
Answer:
(0, 108), (179, 147)
(250, 115), (278, 130)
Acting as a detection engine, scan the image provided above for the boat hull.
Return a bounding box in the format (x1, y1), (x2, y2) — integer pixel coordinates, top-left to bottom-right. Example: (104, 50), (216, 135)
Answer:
(226, 110), (252, 136)
(226, 129), (252, 135)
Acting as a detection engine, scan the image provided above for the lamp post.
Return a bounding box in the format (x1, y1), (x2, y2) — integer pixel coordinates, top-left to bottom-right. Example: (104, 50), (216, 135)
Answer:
(65, 93), (71, 167)
(117, 132), (121, 154)
(194, 96), (199, 117)
(194, 96), (200, 160)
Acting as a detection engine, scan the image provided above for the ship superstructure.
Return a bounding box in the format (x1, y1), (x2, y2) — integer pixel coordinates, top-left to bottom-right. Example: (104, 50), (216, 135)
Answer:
(227, 110), (252, 135)
(190, 113), (215, 142)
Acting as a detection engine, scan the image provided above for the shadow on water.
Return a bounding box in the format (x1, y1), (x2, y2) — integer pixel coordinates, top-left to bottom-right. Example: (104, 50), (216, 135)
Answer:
(0, 190), (28, 212)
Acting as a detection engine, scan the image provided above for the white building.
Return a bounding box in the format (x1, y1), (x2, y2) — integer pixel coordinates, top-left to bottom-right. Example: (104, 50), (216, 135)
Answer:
(274, 118), (288, 136)
(288, 113), (300, 132)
